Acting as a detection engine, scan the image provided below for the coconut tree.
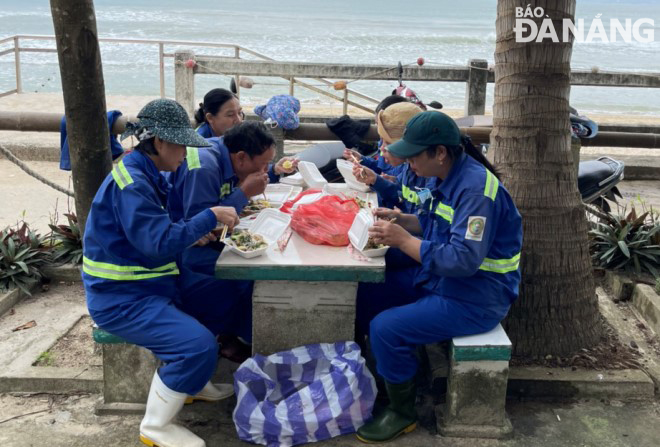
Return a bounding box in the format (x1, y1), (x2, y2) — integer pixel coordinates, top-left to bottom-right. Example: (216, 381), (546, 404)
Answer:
(51, 0), (111, 235)
(491, 0), (601, 356)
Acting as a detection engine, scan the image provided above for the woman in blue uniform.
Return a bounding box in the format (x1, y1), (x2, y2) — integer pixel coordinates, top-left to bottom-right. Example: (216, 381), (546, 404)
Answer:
(194, 88), (244, 138)
(82, 99), (239, 447)
(355, 111), (523, 443)
(347, 101), (426, 213)
(343, 95), (409, 177)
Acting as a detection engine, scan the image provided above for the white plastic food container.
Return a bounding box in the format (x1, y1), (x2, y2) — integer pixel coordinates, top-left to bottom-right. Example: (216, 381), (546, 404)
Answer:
(298, 161), (328, 189)
(348, 209), (389, 258)
(224, 208), (292, 258)
(250, 184), (298, 207)
(336, 159), (372, 192)
(279, 172), (305, 186)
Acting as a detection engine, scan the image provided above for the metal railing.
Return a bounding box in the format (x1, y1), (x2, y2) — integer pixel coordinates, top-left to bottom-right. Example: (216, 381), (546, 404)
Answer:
(0, 34), (380, 112)
(2, 34), (660, 116)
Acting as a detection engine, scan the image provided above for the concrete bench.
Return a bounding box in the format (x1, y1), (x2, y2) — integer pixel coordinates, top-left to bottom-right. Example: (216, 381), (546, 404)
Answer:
(434, 323), (513, 439)
(92, 327), (159, 415)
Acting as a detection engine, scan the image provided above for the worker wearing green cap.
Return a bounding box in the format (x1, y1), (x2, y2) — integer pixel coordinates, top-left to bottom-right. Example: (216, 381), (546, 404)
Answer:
(356, 111), (523, 443)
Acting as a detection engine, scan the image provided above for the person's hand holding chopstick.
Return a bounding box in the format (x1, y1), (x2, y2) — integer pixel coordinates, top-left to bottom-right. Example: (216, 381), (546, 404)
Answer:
(210, 206), (239, 231)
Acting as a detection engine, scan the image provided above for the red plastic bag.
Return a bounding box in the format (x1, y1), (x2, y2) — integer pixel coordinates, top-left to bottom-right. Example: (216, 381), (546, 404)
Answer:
(285, 192), (360, 246)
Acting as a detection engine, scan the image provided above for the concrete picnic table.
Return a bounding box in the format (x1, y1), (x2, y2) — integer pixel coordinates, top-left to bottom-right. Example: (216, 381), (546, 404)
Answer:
(215, 185), (385, 355)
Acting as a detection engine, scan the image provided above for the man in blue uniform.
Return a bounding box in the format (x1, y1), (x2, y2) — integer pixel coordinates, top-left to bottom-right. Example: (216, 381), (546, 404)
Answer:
(168, 121), (297, 275)
(82, 99), (241, 447)
(355, 111), (523, 443)
(167, 121), (297, 361)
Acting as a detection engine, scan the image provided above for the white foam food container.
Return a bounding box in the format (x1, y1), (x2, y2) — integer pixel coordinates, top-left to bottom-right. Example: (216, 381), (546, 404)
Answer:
(348, 209), (389, 257)
(336, 159), (372, 192)
(224, 208), (291, 258)
(279, 172), (305, 186)
(251, 184), (294, 206)
(298, 161), (328, 189)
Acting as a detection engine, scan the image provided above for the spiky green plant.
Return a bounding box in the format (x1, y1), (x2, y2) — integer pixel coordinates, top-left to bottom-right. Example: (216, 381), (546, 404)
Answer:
(0, 222), (51, 295)
(48, 213), (82, 265)
(589, 206), (660, 279)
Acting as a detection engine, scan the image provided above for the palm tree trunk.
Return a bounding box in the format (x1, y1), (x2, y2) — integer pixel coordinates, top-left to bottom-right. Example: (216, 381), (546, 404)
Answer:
(51, 0), (111, 235)
(493, 0), (601, 356)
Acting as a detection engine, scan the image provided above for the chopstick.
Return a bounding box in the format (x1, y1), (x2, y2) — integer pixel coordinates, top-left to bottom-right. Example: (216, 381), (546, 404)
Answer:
(219, 224), (228, 241)
(349, 153), (366, 178)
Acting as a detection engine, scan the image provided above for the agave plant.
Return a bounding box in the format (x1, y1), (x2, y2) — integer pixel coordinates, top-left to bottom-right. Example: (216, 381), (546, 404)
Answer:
(48, 213), (83, 265)
(589, 206), (660, 279)
(0, 222), (51, 295)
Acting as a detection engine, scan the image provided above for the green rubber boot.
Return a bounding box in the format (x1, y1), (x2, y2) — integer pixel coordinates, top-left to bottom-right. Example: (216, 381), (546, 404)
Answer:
(356, 379), (417, 443)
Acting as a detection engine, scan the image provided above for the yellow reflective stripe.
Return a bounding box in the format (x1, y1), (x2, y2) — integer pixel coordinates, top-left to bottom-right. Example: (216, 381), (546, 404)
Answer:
(484, 170), (498, 201)
(83, 256), (180, 281)
(111, 160), (133, 190)
(83, 264), (179, 281)
(111, 169), (125, 189)
(219, 182), (232, 198)
(401, 185), (420, 205)
(186, 147), (201, 170)
(479, 252), (520, 274)
(429, 200), (454, 224)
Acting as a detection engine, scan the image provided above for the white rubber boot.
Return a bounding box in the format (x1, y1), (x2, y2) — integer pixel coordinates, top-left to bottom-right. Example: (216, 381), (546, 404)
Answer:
(139, 371), (206, 447)
(185, 381), (234, 404)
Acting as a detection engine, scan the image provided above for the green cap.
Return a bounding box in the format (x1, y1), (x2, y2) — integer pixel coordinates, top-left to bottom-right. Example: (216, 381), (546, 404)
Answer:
(121, 99), (210, 147)
(387, 111), (461, 158)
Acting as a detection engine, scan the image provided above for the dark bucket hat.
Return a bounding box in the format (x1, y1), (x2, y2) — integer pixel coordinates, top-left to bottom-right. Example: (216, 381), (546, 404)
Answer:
(387, 111), (461, 158)
(121, 99), (210, 147)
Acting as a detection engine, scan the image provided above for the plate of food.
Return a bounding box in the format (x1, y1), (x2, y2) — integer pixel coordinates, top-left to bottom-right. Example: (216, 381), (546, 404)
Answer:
(240, 199), (275, 217)
(226, 230), (269, 258)
(348, 209), (389, 257)
(224, 208), (292, 258)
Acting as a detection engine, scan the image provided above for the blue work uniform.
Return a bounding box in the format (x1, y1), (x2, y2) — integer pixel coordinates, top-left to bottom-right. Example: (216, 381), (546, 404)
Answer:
(82, 150), (221, 395)
(371, 163), (429, 213)
(357, 152), (523, 383)
(360, 141), (404, 177)
(168, 137), (280, 275)
(196, 122), (215, 138)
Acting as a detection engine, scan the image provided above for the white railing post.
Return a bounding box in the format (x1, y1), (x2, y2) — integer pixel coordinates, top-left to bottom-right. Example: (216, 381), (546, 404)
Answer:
(234, 46), (240, 98)
(159, 42), (165, 98)
(174, 50), (195, 117)
(14, 36), (22, 93)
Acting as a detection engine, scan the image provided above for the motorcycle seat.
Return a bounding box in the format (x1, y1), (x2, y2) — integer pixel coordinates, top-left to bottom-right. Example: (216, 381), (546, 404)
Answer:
(578, 157), (625, 203)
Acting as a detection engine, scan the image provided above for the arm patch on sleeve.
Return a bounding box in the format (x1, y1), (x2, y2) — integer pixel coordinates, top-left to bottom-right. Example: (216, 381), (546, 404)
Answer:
(466, 216), (487, 241)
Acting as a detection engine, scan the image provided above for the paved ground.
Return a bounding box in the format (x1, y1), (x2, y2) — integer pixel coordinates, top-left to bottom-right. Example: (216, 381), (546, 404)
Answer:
(0, 390), (659, 447)
(0, 281), (658, 447)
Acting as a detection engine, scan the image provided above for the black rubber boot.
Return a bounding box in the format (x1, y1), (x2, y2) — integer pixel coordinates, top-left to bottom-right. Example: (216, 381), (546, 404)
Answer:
(356, 379), (417, 443)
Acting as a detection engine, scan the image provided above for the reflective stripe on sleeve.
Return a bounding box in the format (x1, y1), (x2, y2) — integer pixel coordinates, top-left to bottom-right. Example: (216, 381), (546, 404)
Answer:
(186, 147), (201, 170)
(484, 170), (498, 201)
(82, 256), (179, 281)
(478, 252), (520, 274)
(111, 160), (134, 190)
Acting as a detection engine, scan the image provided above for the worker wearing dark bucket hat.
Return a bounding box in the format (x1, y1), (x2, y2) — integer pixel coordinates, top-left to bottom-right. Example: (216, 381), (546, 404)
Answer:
(355, 109), (523, 443)
(386, 110), (461, 158)
(121, 98), (211, 148)
(84, 98), (240, 447)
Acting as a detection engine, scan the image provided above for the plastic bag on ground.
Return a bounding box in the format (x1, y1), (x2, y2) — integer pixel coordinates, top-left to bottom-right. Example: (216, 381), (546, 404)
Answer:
(233, 342), (377, 447)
